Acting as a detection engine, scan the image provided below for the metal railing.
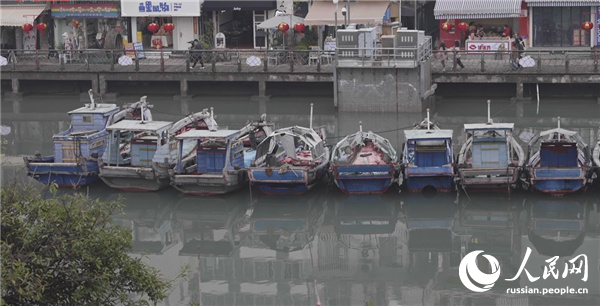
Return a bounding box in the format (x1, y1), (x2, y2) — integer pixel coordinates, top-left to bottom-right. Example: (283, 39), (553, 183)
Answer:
(1, 47), (597, 75)
(431, 49), (599, 74)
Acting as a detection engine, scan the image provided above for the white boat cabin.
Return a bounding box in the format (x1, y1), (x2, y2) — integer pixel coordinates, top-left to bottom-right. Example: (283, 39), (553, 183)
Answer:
(464, 123), (515, 169)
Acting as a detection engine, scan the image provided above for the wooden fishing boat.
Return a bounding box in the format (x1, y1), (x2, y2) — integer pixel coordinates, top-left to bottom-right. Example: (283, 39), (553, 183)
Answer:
(247, 126), (330, 195)
(402, 109), (454, 193)
(525, 117), (592, 195)
(330, 122), (399, 194)
(23, 90), (149, 187)
(456, 100), (525, 193)
(98, 109), (173, 191)
(170, 115), (273, 195)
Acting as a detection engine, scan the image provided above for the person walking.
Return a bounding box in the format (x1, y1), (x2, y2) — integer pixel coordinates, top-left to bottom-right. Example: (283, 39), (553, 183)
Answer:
(510, 41), (520, 70)
(438, 41), (448, 71)
(190, 39), (204, 69)
(452, 40), (465, 70)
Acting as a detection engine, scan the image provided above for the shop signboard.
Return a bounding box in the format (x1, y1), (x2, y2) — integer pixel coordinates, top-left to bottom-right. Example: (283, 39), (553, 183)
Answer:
(51, 4), (119, 18)
(121, 0), (200, 17)
(466, 40), (511, 54)
(597, 6), (600, 46)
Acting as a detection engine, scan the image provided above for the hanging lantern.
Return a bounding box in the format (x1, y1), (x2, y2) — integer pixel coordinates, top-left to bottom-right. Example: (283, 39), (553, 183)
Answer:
(278, 22), (289, 34)
(457, 22), (468, 33)
(581, 21), (593, 33)
(36, 23), (48, 36)
(70, 20), (80, 28)
(147, 22), (159, 34)
(441, 22), (453, 32)
(294, 23), (306, 34)
(163, 23), (174, 35)
(22, 23), (33, 35)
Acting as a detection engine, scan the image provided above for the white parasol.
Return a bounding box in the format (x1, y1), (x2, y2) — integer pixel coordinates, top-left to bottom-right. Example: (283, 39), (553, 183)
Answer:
(519, 56), (535, 68)
(118, 55), (133, 66)
(257, 15), (305, 29)
(0, 56), (7, 66)
(246, 56), (261, 66)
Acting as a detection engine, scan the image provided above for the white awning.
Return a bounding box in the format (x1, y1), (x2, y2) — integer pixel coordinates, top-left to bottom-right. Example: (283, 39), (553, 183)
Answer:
(434, 0), (522, 20)
(526, 0), (600, 6)
(0, 5), (47, 27)
(304, 1), (389, 26)
(257, 14), (305, 29)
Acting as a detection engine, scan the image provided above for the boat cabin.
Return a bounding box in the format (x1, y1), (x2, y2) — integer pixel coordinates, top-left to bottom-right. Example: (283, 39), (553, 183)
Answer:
(253, 126), (326, 167)
(464, 123), (514, 168)
(53, 103), (119, 163)
(104, 120), (173, 166)
(403, 130), (453, 167)
(174, 129), (243, 173)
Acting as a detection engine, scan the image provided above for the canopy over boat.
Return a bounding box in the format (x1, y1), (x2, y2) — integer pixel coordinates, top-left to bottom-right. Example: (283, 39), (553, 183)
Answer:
(254, 126), (327, 165)
(68, 103), (118, 114)
(175, 129), (240, 140)
(333, 130), (397, 163)
(404, 129), (453, 140)
(464, 123), (514, 131)
(106, 120), (172, 132)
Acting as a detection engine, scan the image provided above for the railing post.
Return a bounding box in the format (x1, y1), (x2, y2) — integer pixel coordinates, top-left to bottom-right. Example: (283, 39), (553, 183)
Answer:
(564, 52), (569, 73)
(537, 51), (541, 73)
(263, 50), (268, 72)
(290, 50), (294, 72)
(480, 51), (485, 72)
(317, 50), (321, 72)
(110, 50), (115, 71)
(211, 51), (216, 72)
(185, 51), (190, 73)
(135, 53), (139, 71)
(160, 48), (165, 72)
(60, 51), (65, 71)
(35, 49), (39, 71)
(594, 47), (598, 73)
(86, 50), (90, 71)
(452, 50), (457, 72)
(237, 50), (241, 72)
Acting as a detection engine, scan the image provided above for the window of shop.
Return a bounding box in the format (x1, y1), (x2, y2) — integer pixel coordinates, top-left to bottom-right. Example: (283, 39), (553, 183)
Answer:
(254, 11), (266, 48)
(137, 17), (174, 49)
(532, 7), (591, 47)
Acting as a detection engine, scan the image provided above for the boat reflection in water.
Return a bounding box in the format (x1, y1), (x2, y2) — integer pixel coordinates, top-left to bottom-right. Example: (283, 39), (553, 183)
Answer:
(178, 189), (328, 306)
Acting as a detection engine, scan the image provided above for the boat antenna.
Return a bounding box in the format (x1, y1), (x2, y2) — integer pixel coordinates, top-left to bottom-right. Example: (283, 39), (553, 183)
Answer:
(309, 103), (314, 130)
(210, 107), (216, 131)
(359, 121), (362, 132)
(140, 96), (146, 124)
(487, 100), (493, 124)
(426, 108), (431, 132)
(557, 116), (561, 140)
(88, 89), (95, 110)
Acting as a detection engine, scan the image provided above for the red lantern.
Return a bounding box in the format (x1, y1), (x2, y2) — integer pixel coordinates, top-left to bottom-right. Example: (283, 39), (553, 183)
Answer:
(148, 22), (159, 34)
(22, 23), (33, 35)
(36, 23), (47, 36)
(294, 23), (306, 34)
(278, 22), (289, 34)
(581, 21), (593, 33)
(70, 20), (80, 28)
(163, 23), (174, 35)
(441, 22), (453, 32)
(457, 22), (468, 33)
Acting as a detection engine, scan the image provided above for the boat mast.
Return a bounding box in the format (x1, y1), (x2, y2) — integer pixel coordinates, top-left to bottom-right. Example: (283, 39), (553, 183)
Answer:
(426, 108), (430, 132)
(88, 89), (95, 110)
(557, 116), (561, 140)
(359, 121), (362, 133)
(309, 103), (314, 130)
(487, 100), (492, 124)
(140, 97), (146, 124)
(210, 107), (216, 131)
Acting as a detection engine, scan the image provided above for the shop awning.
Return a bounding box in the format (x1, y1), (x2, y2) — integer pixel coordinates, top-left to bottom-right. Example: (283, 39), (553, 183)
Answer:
(434, 0), (522, 20)
(525, 0), (600, 6)
(304, 1), (389, 26)
(202, 0), (277, 11)
(0, 5), (47, 27)
(257, 14), (305, 29)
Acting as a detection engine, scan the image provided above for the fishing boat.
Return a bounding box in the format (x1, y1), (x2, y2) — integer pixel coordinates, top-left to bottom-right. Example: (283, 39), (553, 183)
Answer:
(525, 117), (592, 195)
(592, 127), (600, 179)
(330, 122), (399, 194)
(23, 90), (150, 187)
(170, 115), (273, 195)
(402, 109), (454, 193)
(456, 100), (525, 193)
(151, 108), (218, 186)
(98, 106), (173, 191)
(247, 125), (330, 195)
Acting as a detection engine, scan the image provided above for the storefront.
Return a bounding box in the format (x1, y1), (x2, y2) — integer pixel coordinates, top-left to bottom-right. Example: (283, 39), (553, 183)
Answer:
(434, 0), (525, 51)
(0, 2), (49, 51)
(51, 3), (125, 50)
(201, 0), (277, 49)
(121, 0), (200, 51)
(526, 0), (596, 47)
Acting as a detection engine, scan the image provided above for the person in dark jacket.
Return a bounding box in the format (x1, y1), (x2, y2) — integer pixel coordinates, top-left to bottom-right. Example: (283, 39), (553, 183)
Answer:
(190, 39), (204, 69)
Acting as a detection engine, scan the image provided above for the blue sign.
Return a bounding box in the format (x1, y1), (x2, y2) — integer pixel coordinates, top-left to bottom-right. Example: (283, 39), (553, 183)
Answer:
(137, 1), (185, 13)
(596, 6), (600, 46)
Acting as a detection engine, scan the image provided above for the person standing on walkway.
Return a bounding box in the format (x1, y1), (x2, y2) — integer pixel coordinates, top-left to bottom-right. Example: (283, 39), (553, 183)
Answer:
(510, 41), (520, 70)
(190, 39), (204, 69)
(438, 41), (448, 71)
(452, 40), (465, 70)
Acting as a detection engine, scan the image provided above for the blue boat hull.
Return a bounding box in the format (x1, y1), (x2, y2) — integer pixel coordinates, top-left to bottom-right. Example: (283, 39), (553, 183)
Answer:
(404, 166), (454, 192)
(530, 168), (587, 195)
(24, 157), (100, 187)
(248, 165), (328, 195)
(332, 164), (396, 194)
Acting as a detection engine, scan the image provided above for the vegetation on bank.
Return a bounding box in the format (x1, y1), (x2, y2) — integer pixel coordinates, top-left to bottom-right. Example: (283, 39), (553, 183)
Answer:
(1, 183), (180, 306)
